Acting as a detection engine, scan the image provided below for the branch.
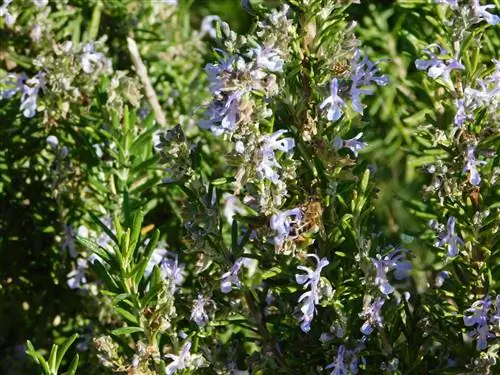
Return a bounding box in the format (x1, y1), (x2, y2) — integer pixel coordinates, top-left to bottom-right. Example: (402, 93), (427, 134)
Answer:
(127, 37), (166, 126)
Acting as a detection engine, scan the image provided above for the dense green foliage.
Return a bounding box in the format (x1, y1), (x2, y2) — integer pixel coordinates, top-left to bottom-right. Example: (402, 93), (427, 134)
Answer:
(0, 0), (499, 374)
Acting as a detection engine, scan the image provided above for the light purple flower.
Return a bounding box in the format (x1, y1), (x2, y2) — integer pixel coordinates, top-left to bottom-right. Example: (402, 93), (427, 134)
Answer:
(61, 224), (78, 258)
(222, 193), (246, 224)
(20, 72), (45, 118)
(464, 297), (495, 351)
(164, 341), (204, 375)
(464, 145), (486, 186)
(371, 256), (394, 295)
(190, 295), (214, 327)
(160, 256), (185, 293)
(415, 45), (464, 85)
(270, 207), (302, 246)
(251, 45), (284, 73)
(320, 78), (346, 121)
(0, 73), (26, 100)
(349, 49), (388, 114)
(325, 345), (347, 375)
(220, 257), (250, 293)
(0, 0), (15, 26)
(371, 248), (411, 295)
(435, 271), (449, 288)
(80, 43), (107, 74)
(144, 244), (168, 277)
(295, 254), (329, 332)
(436, 217), (464, 258)
(200, 15), (221, 39)
(472, 0), (500, 25)
(464, 297), (492, 328)
(333, 132), (367, 158)
(257, 130), (295, 184)
(360, 297), (385, 336)
(32, 0), (48, 8)
(454, 98), (468, 127)
(435, 0), (458, 8)
(67, 258), (88, 289)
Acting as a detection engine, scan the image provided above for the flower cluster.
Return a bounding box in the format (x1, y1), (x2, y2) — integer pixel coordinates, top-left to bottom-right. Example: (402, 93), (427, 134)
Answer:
(200, 5), (297, 213)
(321, 49), (388, 121)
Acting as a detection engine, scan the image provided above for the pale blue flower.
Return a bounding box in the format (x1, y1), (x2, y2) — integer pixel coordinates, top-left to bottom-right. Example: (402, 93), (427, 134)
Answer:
(61, 224), (78, 258)
(360, 297), (385, 336)
(349, 49), (388, 114)
(251, 45), (284, 73)
(160, 256), (185, 293)
(32, 0), (48, 8)
(222, 193), (246, 224)
(0, 73), (26, 99)
(0, 0), (14, 26)
(472, 0), (500, 25)
(67, 258), (88, 289)
(333, 132), (367, 158)
(257, 130), (295, 184)
(325, 345), (347, 375)
(270, 207), (302, 246)
(435, 0), (458, 8)
(20, 72), (45, 118)
(144, 244), (168, 277)
(295, 254), (329, 332)
(320, 78), (346, 121)
(436, 216), (464, 257)
(200, 15), (220, 39)
(435, 271), (449, 287)
(463, 145), (486, 186)
(454, 99), (466, 127)
(190, 295), (214, 327)
(80, 43), (107, 74)
(46, 135), (59, 149)
(164, 341), (204, 375)
(464, 297), (492, 327)
(220, 257), (250, 293)
(371, 248), (411, 295)
(464, 297), (495, 350)
(415, 45), (464, 85)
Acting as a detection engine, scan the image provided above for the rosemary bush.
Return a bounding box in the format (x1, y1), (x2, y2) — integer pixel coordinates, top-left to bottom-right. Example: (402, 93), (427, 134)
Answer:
(0, 0), (499, 374)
